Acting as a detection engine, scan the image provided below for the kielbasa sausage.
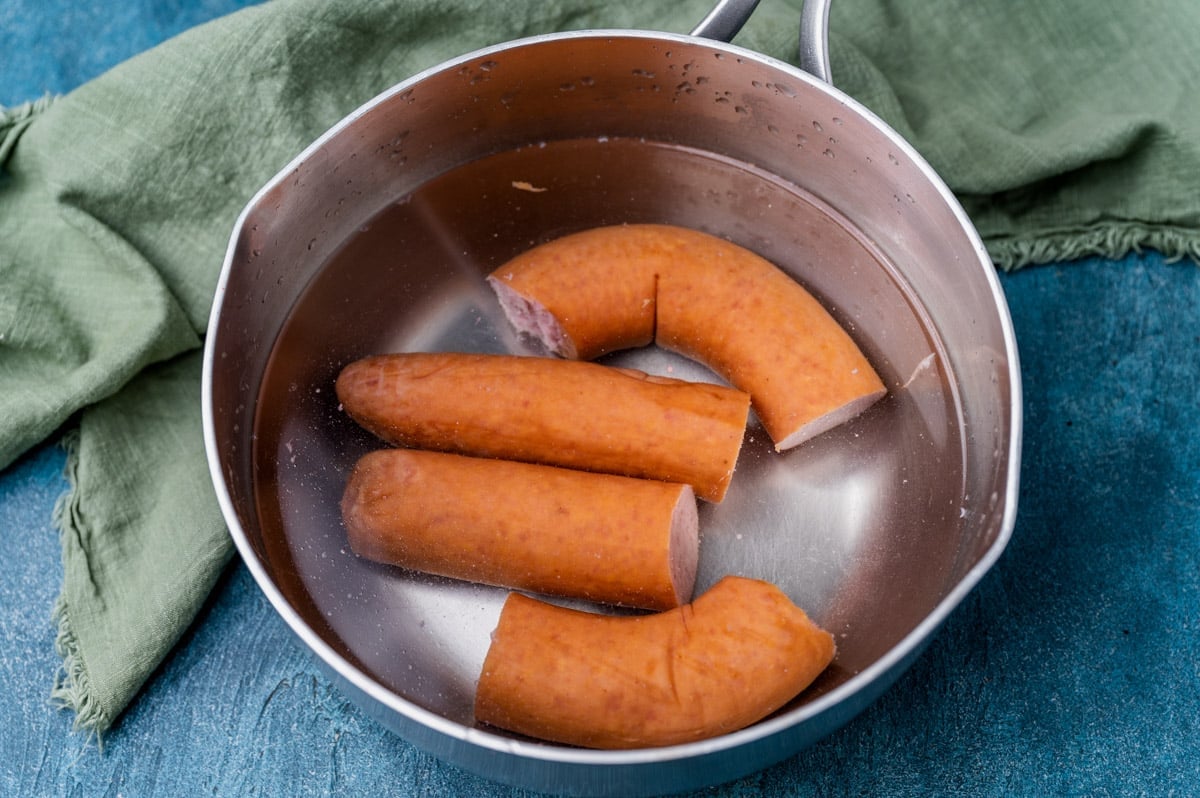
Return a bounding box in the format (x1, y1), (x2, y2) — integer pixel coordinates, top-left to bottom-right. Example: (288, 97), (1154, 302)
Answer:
(342, 448), (698, 610)
(487, 224), (885, 450)
(474, 575), (836, 748)
(336, 351), (750, 502)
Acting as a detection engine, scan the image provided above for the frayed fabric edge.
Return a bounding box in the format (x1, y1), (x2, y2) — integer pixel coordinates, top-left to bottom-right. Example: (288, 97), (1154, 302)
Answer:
(50, 597), (107, 748)
(49, 428), (110, 746)
(987, 223), (1200, 271)
(0, 93), (57, 125)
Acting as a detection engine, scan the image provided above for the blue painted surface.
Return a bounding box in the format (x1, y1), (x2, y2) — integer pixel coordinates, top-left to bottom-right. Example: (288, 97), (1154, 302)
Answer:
(0, 0), (261, 107)
(2, 3), (1199, 795)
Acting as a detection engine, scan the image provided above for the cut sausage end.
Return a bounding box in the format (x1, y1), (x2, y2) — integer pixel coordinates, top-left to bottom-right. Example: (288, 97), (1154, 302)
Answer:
(486, 275), (577, 359)
(669, 485), (699, 605)
(772, 387), (888, 452)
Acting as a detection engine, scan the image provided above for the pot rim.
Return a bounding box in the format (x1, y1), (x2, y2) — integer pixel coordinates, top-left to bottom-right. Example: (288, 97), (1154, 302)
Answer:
(202, 26), (1022, 769)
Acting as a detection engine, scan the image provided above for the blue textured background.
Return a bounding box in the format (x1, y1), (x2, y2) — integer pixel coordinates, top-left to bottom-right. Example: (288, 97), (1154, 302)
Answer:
(3, 1), (1198, 795)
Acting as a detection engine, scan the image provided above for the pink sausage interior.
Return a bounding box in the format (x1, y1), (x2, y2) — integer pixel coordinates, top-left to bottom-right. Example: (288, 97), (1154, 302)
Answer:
(670, 485), (699, 606)
(489, 278), (577, 359)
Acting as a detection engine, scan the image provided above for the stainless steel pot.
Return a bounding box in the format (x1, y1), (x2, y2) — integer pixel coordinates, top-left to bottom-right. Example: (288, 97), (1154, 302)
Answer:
(203, 1), (1021, 794)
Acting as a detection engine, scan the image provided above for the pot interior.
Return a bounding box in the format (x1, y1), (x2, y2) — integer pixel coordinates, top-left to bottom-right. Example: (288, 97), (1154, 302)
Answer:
(207, 30), (1018, 752)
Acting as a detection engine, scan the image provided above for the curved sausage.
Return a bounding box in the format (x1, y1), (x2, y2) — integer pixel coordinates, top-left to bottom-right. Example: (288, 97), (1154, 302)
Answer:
(342, 449), (698, 610)
(335, 351), (750, 503)
(487, 224), (886, 450)
(474, 575), (836, 749)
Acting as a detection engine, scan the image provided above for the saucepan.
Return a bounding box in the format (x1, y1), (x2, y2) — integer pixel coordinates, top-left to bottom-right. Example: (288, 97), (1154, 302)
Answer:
(202, 0), (1021, 794)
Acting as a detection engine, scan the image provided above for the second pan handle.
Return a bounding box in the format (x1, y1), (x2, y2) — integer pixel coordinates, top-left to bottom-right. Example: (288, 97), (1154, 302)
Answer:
(798, 0), (832, 83)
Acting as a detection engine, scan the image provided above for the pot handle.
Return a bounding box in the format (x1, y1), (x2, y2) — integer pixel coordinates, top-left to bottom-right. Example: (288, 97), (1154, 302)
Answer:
(691, 0), (833, 85)
(798, 0), (832, 83)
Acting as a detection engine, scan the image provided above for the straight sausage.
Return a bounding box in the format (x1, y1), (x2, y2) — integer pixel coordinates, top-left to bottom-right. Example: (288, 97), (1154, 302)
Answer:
(335, 351), (750, 503)
(487, 224), (886, 450)
(341, 449), (698, 610)
(474, 575), (836, 749)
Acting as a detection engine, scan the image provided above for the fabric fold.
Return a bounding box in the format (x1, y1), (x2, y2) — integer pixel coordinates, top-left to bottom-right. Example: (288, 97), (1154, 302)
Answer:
(50, 352), (234, 735)
(1, 95), (56, 166)
(50, 429), (106, 735)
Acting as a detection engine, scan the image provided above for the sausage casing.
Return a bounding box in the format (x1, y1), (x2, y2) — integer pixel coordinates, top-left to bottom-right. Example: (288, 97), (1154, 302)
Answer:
(487, 224), (886, 450)
(335, 351), (750, 502)
(474, 575), (836, 749)
(342, 449), (698, 610)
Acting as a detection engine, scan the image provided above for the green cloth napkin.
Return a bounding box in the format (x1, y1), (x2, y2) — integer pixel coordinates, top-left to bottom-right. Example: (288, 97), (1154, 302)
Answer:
(831, 0), (1200, 269)
(2, 0), (1197, 736)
